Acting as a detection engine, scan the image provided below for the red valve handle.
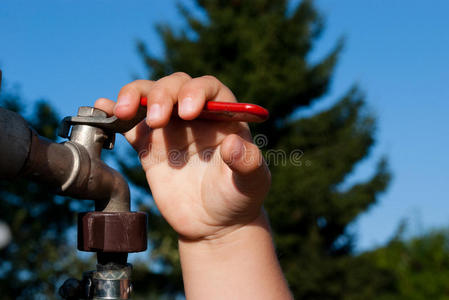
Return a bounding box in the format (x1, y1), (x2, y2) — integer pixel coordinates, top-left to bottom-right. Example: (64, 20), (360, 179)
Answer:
(140, 97), (269, 123)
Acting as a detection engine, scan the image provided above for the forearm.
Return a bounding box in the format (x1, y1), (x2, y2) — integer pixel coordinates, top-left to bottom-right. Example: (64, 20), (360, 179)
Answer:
(179, 212), (293, 300)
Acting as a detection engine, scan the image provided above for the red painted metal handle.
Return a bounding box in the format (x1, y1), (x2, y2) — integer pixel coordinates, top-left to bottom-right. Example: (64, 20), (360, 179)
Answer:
(140, 97), (269, 123)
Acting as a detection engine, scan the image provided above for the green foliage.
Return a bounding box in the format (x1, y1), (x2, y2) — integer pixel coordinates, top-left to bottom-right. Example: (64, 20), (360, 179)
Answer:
(0, 88), (92, 299)
(124, 0), (393, 298)
(365, 228), (449, 300)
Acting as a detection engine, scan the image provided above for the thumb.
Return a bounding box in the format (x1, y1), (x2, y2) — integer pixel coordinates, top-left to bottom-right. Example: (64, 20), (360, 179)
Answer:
(220, 134), (271, 197)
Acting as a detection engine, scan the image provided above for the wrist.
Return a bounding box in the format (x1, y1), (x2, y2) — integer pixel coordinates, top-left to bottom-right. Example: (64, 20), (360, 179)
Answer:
(178, 209), (268, 249)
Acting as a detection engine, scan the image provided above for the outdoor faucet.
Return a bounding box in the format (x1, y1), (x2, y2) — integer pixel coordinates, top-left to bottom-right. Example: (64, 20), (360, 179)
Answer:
(60, 106), (130, 212)
(0, 105), (133, 212)
(0, 69), (147, 298)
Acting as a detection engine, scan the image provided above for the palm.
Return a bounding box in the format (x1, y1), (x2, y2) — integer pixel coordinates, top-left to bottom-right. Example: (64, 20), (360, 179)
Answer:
(140, 118), (259, 239)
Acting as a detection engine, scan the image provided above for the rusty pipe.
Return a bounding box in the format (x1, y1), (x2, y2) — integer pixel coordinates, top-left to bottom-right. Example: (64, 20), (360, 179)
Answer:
(0, 106), (130, 212)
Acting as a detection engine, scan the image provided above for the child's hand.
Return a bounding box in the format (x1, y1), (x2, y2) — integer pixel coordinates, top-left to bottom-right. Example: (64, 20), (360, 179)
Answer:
(96, 73), (292, 300)
(94, 73), (270, 241)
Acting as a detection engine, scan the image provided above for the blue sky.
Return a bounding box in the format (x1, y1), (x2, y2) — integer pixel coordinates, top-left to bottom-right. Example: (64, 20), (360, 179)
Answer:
(0, 0), (448, 251)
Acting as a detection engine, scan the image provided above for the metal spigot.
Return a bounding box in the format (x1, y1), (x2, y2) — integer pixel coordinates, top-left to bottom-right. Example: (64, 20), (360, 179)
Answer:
(0, 92), (147, 299)
(56, 106), (148, 299)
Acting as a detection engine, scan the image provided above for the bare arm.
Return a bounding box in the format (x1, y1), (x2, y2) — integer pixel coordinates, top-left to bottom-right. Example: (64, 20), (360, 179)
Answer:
(180, 212), (293, 300)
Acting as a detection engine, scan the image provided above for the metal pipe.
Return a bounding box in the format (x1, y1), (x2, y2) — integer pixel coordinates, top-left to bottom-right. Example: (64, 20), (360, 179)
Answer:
(0, 107), (33, 178)
(92, 262), (133, 299)
(23, 131), (76, 188)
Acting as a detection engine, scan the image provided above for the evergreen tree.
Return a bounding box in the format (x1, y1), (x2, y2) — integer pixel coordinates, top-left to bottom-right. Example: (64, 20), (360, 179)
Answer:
(122, 0), (393, 298)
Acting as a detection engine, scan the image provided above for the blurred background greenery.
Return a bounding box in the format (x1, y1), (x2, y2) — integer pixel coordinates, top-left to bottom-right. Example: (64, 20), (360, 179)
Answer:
(1, 0), (448, 299)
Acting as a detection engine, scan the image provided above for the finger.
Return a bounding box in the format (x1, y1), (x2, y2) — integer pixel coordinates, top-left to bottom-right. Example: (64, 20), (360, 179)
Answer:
(115, 80), (155, 120)
(146, 72), (191, 128)
(177, 75), (236, 120)
(94, 98), (115, 116)
(123, 121), (151, 152)
(220, 134), (271, 197)
(94, 97), (149, 150)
